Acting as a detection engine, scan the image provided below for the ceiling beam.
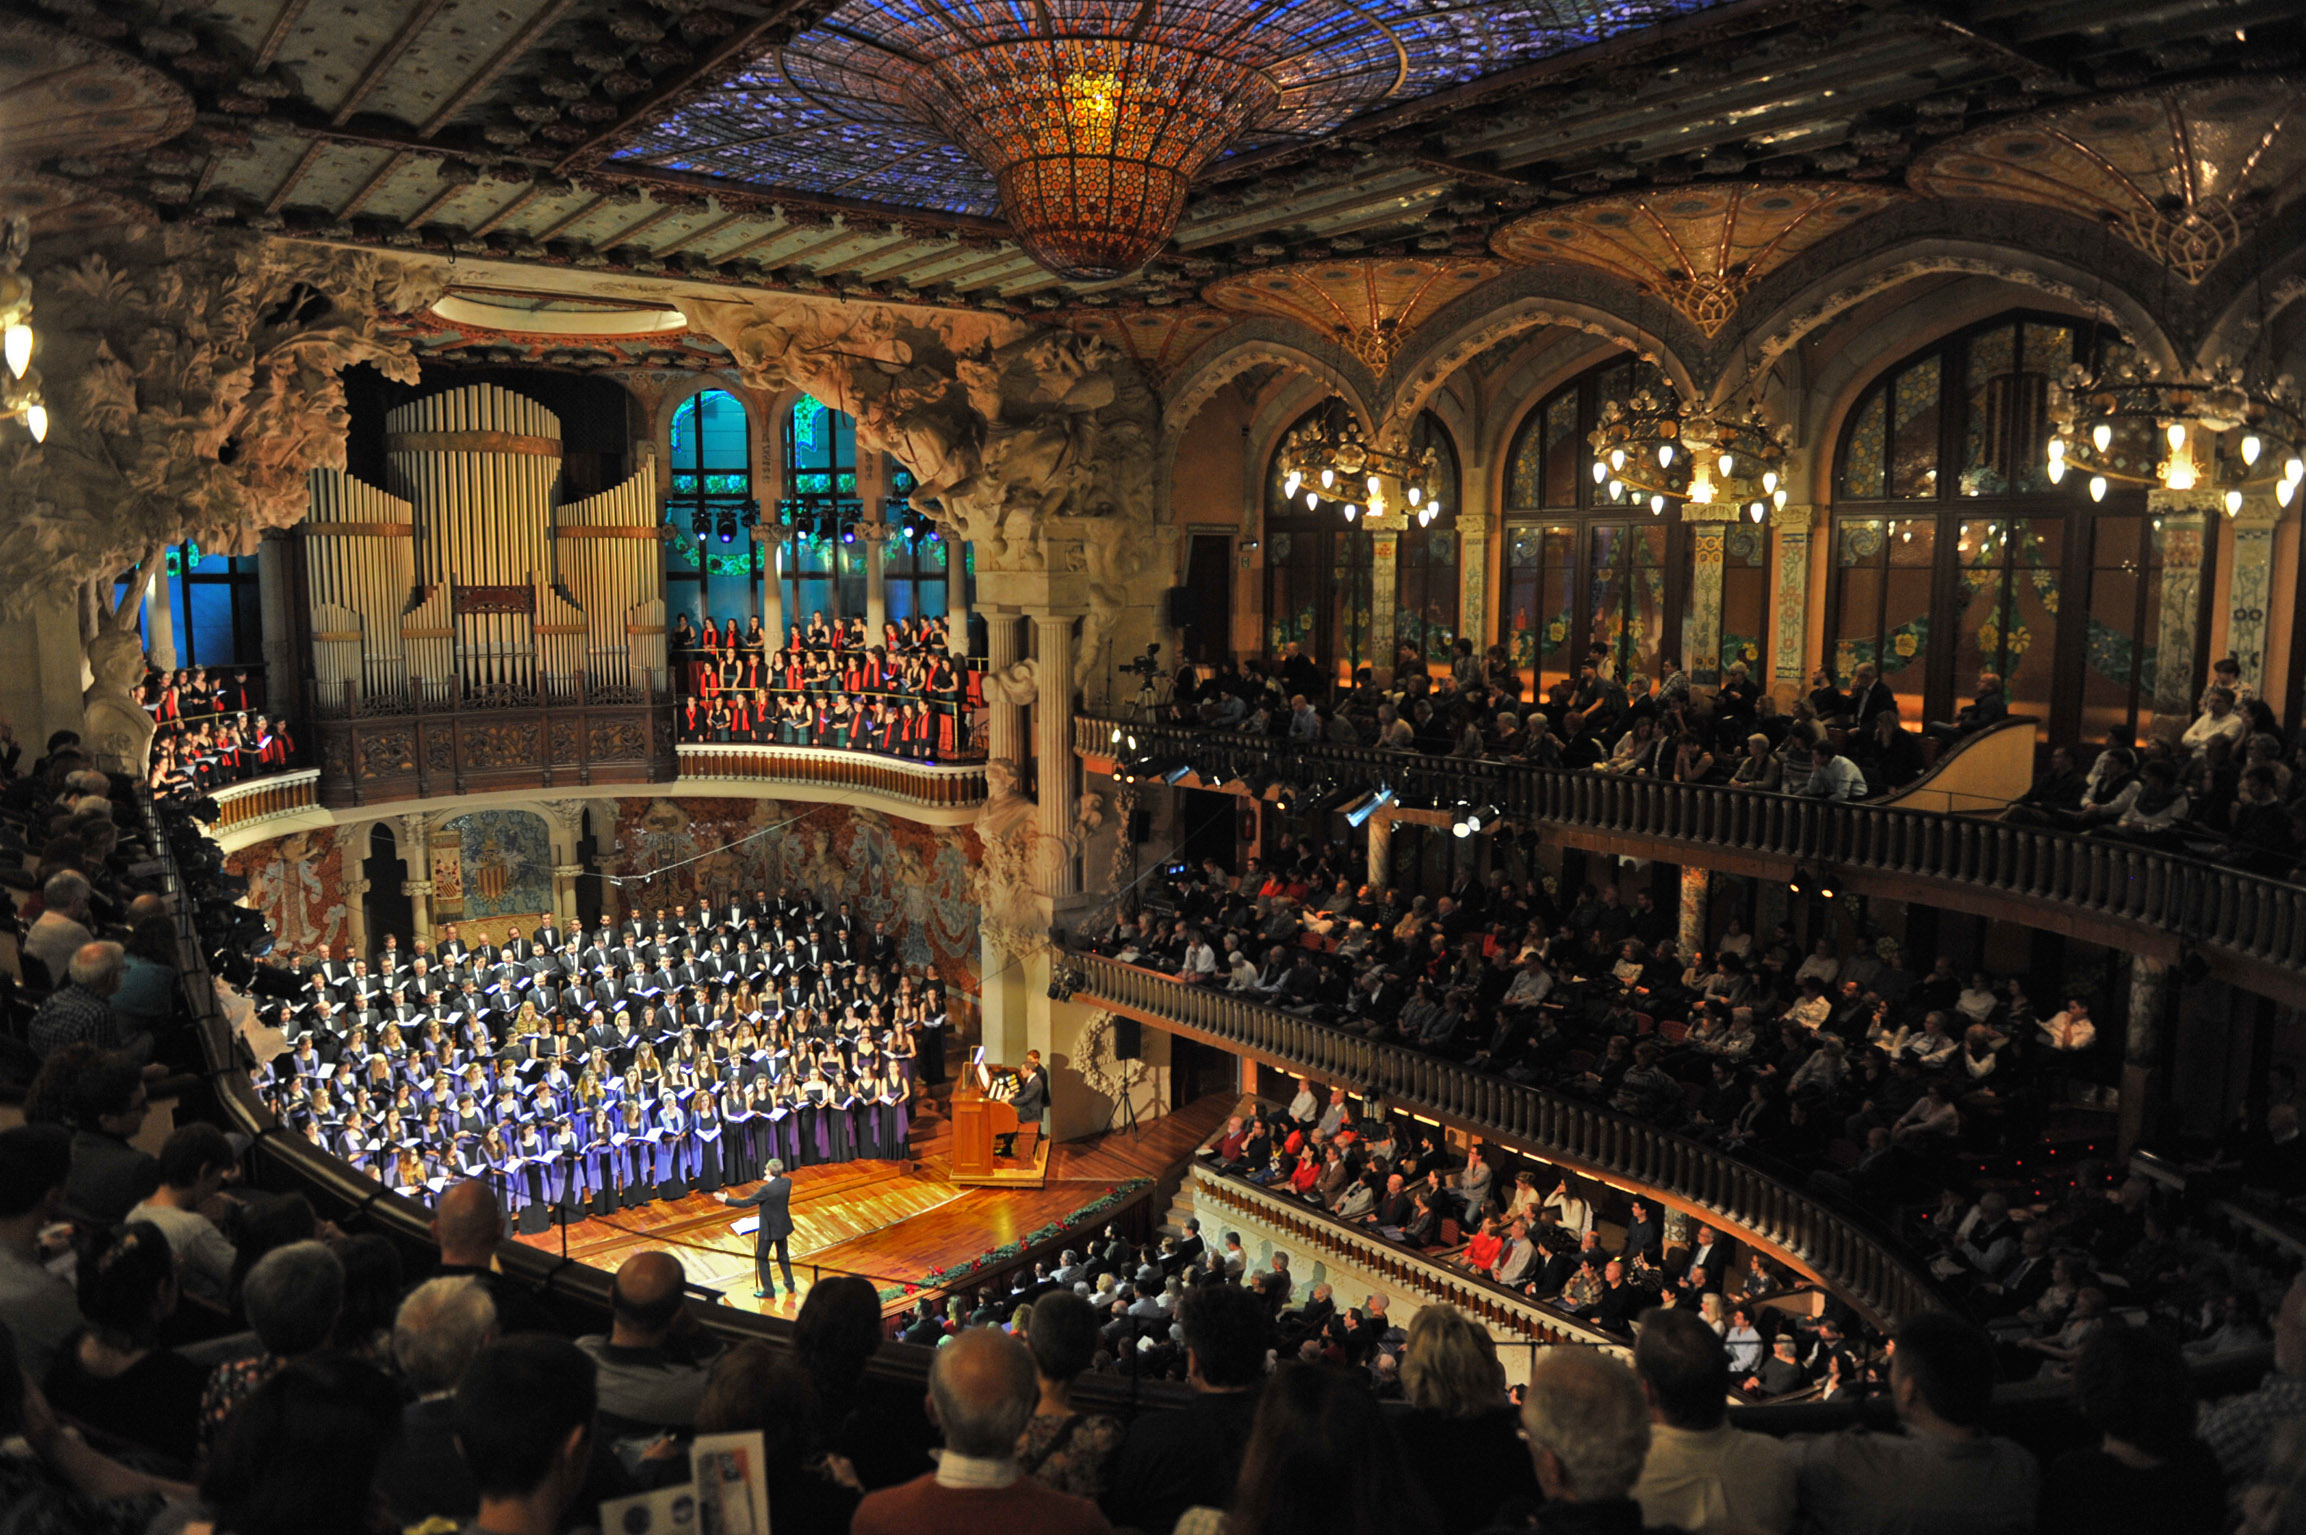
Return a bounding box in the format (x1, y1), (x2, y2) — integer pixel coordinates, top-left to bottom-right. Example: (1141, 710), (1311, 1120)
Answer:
(252, 0), (313, 71)
(655, 211), (747, 256)
(264, 140), (327, 214)
(337, 151), (413, 220)
(535, 195), (610, 243)
(332, 0), (454, 126)
(419, 0), (584, 137)
(472, 185), (546, 238)
(404, 183), (470, 230)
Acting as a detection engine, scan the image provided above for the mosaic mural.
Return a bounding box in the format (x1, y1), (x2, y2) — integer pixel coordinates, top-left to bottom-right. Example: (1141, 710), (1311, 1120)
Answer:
(225, 824), (352, 963)
(602, 798), (984, 993)
(431, 810), (555, 924)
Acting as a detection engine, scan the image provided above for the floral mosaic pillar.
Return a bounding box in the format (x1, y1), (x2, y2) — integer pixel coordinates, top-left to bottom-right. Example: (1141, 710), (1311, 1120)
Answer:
(2228, 501), (2282, 695)
(1682, 507), (1734, 685)
(1460, 529), (1488, 663)
(1769, 503), (1815, 693)
(1679, 864), (1709, 957)
(1369, 529), (1399, 684)
(2148, 493), (2214, 737)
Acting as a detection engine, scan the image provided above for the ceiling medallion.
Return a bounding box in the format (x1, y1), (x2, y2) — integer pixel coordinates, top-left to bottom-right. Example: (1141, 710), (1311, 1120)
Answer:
(2048, 359), (2306, 513)
(1589, 384), (1788, 523)
(1910, 77), (2306, 283)
(1277, 402), (1441, 527)
(1491, 182), (1908, 336)
(1202, 258), (1501, 369)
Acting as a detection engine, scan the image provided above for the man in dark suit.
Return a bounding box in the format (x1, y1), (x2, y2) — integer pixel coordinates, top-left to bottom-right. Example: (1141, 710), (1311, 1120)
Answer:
(721, 1158), (796, 1299)
(1009, 1048), (1050, 1136)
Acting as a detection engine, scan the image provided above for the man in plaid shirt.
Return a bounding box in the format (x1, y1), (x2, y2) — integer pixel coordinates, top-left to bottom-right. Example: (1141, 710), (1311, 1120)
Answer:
(2201, 1271), (2306, 1487)
(27, 940), (148, 1064)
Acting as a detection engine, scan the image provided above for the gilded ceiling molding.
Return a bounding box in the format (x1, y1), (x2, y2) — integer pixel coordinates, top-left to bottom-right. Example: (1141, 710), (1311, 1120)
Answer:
(1909, 76), (2306, 285)
(1202, 257), (1504, 372)
(1490, 182), (1911, 338)
(0, 228), (439, 618)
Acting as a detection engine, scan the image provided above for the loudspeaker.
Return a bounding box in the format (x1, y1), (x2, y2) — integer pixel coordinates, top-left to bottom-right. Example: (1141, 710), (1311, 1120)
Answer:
(1113, 1015), (1143, 1059)
(1161, 584), (1192, 631)
(1127, 808), (1152, 844)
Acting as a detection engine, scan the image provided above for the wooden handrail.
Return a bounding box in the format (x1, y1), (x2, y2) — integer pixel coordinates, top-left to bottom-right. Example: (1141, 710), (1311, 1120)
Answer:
(676, 744), (988, 808)
(1076, 714), (2306, 1006)
(1066, 951), (1946, 1330)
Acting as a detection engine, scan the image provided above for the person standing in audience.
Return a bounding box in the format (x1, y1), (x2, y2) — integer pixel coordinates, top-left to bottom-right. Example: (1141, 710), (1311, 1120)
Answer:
(575, 1250), (717, 1431)
(1386, 1304), (1541, 1533)
(371, 1276), (496, 1526)
(2037, 1325), (2221, 1535)
(1179, 1361), (1439, 1535)
(1509, 1346), (1657, 1535)
(1018, 1290), (1127, 1502)
(1789, 1311), (2037, 1535)
(1105, 1283), (1269, 1535)
(854, 1327), (1111, 1535)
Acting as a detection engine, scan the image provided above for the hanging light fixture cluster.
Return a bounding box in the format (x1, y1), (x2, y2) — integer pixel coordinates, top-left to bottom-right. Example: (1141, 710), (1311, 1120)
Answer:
(2047, 356), (2306, 516)
(1276, 404), (1443, 527)
(1587, 383), (1790, 523)
(0, 217), (44, 444)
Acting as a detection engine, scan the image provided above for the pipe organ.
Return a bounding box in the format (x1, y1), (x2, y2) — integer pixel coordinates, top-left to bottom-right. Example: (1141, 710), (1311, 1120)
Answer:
(299, 383), (667, 713)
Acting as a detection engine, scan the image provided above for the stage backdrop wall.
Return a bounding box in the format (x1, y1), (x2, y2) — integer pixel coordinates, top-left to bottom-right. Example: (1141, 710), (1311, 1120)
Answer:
(223, 799), (984, 998)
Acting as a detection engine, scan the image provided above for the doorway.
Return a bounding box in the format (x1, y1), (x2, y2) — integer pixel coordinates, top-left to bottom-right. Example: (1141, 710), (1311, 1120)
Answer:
(362, 824), (412, 955)
(1181, 534), (1234, 665)
(1171, 1036), (1238, 1109)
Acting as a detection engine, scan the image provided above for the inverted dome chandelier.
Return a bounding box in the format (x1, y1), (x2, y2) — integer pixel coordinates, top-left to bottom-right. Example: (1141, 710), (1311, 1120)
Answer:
(778, 0), (1408, 281)
(1589, 383), (1789, 523)
(2046, 357), (2306, 514)
(1276, 404), (1442, 526)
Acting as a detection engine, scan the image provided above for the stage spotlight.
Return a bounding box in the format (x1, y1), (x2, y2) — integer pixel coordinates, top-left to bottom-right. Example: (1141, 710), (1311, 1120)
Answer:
(1464, 803), (1500, 834)
(715, 509), (738, 543)
(1345, 786), (1395, 828)
(1162, 763), (1193, 785)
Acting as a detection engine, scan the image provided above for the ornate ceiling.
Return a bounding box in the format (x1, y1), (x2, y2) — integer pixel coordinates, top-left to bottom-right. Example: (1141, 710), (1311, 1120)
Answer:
(1909, 75), (2306, 282)
(1490, 182), (1909, 335)
(8, 0), (2306, 385)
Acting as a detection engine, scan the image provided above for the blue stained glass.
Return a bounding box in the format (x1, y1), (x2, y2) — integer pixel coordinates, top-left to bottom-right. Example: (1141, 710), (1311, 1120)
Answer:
(673, 473), (700, 494)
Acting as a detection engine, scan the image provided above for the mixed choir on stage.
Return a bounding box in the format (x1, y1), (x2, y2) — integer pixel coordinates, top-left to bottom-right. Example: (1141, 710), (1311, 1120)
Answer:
(671, 610), (981, 759)
(246, 891), (949, 1230)
(140, 665), (298, 801)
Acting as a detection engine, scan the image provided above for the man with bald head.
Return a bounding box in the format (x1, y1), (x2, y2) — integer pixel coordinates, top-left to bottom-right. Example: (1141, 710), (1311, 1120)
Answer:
(854, 1327), (1111, 1535)
(574, 1250), (718, 1430)
(422, 1178), (549, 1334)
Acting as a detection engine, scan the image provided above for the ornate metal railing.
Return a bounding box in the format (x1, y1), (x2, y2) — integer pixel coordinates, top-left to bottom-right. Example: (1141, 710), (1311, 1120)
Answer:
(205, 769), (321, 835)
(676, 745), (987, 809)
(1067, 952), (1944, 1329)
(1188, 1163), (1627, 1353)
(1077, 715), (2306, 1000)
(307, 672), (660, 721)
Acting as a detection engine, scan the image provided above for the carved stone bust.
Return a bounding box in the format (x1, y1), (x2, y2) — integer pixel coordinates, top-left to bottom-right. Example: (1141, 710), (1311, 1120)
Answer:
(83, 629), (155, 777)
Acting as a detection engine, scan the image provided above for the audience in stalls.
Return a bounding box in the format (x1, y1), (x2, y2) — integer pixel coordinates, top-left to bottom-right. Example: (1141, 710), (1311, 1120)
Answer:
(371, 1274), (496, 1526)
(672, 609), (983, 760)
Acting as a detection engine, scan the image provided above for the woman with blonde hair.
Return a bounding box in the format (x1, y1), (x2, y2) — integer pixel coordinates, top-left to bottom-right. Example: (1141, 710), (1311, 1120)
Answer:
(1389, 1305), (1540, 1533)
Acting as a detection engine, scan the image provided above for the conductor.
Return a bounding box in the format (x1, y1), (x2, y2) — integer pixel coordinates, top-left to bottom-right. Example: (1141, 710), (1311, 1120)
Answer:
(720, 1158), (796, 1300)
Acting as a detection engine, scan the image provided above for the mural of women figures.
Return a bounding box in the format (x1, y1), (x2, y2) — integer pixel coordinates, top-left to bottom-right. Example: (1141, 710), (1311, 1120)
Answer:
(244, 829), (348, 960)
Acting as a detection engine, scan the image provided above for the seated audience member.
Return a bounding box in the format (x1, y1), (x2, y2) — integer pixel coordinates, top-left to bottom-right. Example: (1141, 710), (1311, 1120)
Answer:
(576, 1250), (717, 1430)
(1106, 1282), (1270, 1535)
(450, 1337), (599, 1535)
(695, 1340), (863, 1530)
(1021, 1290), (1127, 1502)
(1184, 1361), (1440, 1535)
(0, 1123), (86, 1384)
(2036, 1325), (2221, 1535)
(200, 1239), (346, 1453)
(200, 1352), (404, 1535)
(0, 1321), (189, 1532)
(853, 1327), (1111, 1535)
(425, 1179), (551, 1335)
(24, 871), (97, 987)
(59, 1050), (158, 1227)
(1387, 1304), (1541, 1533)
(1515, 1346), (1656, 1535)
(1790, 1312), (2038, 1535)
(1632, 1306), (1797, 1534)
(126, 1123), (240, 1307)
(2200, 1270), (2306, 1486)
(796, 1275), (938, 1492)
(372, 1276), (497, 1526)
(41, 1221), (208, 1467)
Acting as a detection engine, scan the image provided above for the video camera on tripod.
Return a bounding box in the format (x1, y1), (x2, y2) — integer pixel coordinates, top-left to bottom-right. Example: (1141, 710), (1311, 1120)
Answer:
(1120, 641), (1163, 679)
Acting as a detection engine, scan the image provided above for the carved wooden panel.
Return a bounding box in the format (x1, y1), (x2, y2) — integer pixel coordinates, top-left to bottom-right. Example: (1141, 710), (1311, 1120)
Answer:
(550, 719), (582, 766)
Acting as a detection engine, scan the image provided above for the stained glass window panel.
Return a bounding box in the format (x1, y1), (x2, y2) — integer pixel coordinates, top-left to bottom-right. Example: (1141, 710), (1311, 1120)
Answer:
(1889, 356), (1941, 499)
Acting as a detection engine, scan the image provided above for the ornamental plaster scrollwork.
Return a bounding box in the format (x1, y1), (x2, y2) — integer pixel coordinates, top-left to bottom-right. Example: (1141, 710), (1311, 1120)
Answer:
(1075, 1007), (1148, 1105)
(0, 228), (438, 613)
(981, 656), (1040, 707)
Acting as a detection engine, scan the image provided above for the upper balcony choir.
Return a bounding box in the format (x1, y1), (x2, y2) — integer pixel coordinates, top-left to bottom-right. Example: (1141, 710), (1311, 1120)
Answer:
(249, 890), (942, 1230)
(140, 666), (296, 802)
(672, 610), (980, 760)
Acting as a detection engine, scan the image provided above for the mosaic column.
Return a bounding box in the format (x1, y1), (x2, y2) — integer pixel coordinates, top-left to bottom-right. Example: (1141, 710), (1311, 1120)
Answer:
(1679, 865), (1710, 958)
(1367, 812), (1394, 891)
(2121, 952), (2169, 1153)
(1682, 507), (1733, 686)
(1460, 528), (1488, 662)
(2148, 493), (2215, 739)
(2227, 501), (2282, 695)
(1768, 504), (1814, 695)
(1034, 613), (1080, 898)
(1369, 528), (1399, 685)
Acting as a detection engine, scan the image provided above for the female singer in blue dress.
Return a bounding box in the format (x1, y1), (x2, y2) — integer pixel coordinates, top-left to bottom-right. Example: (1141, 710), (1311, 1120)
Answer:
(653, 1097), (689, 1201)
(612, 1101), (649, 1209)
(692, 1093), (724, 1193)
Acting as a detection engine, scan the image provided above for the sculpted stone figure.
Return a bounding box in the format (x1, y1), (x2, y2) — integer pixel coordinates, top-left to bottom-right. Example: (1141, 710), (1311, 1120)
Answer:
(82, 625), (155, 777)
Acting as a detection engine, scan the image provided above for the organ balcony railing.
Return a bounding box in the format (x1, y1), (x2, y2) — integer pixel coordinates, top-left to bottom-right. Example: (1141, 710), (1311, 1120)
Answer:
(1075, 714), (2306, 1007)
(1064, 951), (1949, 1330)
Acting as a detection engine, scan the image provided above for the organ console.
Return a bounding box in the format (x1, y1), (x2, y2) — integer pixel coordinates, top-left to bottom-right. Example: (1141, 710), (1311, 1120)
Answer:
(951, 1052), (1041, 1185)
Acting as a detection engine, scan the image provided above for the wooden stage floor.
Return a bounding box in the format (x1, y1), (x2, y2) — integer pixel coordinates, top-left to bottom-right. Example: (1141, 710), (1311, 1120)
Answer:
(513, 1090), (1237, 1317)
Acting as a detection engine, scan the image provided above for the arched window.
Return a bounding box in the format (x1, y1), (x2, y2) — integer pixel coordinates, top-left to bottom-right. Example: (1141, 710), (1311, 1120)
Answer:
(1828, 311), (2186, 744)
(664, 389), (756, 629)
(774, 393), (865, 631)
(881, 466), (961, 629)
(1501, 355), (1679, 700)
(1393, 412), (1461, 674)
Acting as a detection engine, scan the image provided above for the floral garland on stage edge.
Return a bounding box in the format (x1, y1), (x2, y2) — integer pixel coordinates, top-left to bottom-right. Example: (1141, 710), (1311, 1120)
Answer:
(877, 1178), (1151, 1301)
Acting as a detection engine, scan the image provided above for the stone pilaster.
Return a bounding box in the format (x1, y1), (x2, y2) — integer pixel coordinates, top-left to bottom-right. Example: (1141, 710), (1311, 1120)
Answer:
(1681, 505), (1735, 686)
(985, 612), (1025, 769)
(1459, 528), (1488, 660)
(1367, 812), (1394, 890)
(751, 524), (785, 648)
(1368, 528), (1400, 684)
(1679, 864), (1710, 958)
(398, 813), (433, 940)
(1034, 612), (1079, 898)
(1769, 503), (1815, 694)
(2122, 953), (2168, 1153)
(146, 561), (178, 673)
(860, 521), (893, 638)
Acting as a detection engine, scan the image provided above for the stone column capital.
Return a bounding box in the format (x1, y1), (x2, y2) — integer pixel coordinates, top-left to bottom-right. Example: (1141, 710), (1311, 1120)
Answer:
(401, 879), (434, 898)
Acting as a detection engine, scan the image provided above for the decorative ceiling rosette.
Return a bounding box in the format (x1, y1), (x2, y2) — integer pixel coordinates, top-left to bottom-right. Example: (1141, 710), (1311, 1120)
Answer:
(1908, 76), (2306, 282)
(1201, 257), (1501, 369)
(1490, 182), (1909, 336)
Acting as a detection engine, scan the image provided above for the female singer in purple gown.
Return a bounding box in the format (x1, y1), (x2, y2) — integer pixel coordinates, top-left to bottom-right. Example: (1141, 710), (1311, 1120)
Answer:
(612, 1101), (648, 1210)
(871, 1069), (911, 1160)
(653, 1098), (689, 1201)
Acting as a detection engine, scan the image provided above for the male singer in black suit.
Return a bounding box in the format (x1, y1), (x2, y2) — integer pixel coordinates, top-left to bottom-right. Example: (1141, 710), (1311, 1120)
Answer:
(721, 1159), (796, 1299)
